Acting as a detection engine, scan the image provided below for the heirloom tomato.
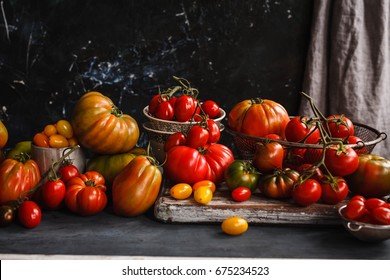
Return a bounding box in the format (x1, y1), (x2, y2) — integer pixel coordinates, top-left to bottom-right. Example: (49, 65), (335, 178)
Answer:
(228, 98), (290, 138)
(0, 120), (8, 149)
(71, 91), (139, 154)
(192, 180), (216, 193)
(292, 179), (322, 206)
(174, 95), (197, 122)
(164, 132), (187, 152)
(201, 100), (220, 118)
(0, 155), (41, 204)
(345, 154), (390, 198)
(221, 216), (248, 236)
(164, 144), (234, 184)
(231, 187), (252, 202)
(252, 142), (284, 174)
(6, 141), (32, 159)
(17, 200), (42, 229)
(258, 168), (300, 199)
(193, 186), (213, 205)
(326, 115), (354, 140)
(170, 183), (192, 200)
(284, 116), (320, 144)
(224, 160), (260, 192)
(319, 176), (349, 205)
(112, 155), (162, 217)
(324, 145), (359, 177)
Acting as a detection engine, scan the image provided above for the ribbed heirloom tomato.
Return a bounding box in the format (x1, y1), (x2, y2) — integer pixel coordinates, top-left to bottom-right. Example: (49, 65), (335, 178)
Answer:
(258, 168), (300, 199)
(71, 91), (139, 154)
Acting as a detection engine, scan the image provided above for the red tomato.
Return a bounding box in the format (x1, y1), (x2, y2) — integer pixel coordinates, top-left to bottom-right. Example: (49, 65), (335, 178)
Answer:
(33, 132), (50, 148)
(65, 183), (107, 216)
(349, 195), (366, 203)
(326, 115), (354, 140)
(320, 177), (349, 205)
(252, 142), (284, 173)
(292, 179), (322, 206)
(186, 125), (209, 149)
(231, 187), (252, 202)
(206, 119), (220, 143)
(59, 163), (80, 183)
(17, 200), (42, 229)
(154, 101), (174, 120)
(201, 100), (220, 119)
(324, 145), (359, 177)
(371, 206), (390, 225)
(343, 199), (366, 220)
(42, 179), (66, 210)
(264, 134), (282, 140)
(284, 116), (320, 144)
(365, 198), (387, 212)
(347, 135), (367, 154)
(296, 163), (324, 181)
(148, 94), (166, 114)
(174, 95), (197, 122)
(164, 132), (187, 152)
(302, 148), (323, 164)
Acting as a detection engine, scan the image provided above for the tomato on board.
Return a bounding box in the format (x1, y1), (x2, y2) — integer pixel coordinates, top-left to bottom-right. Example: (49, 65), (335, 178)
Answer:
(326, 115), (354, 140)
(320, 176), (349, 205)
(324, 145), (359, 177)
(221, 216), (248, 236)
(231, 187), (252, 202)
(258, 168), (300, 199)
(285, 116), (320, 144)
(201, 100), (220, 119)
(193, 186), (213, 205)
(224, 160), (260, 192)
(186, 125), (209, 149)
(41, 178), (66, 210)
(170, 183), (192, 200)
(252, 141), (284, 174)
(292, 179), (322, 206)
(174, 95), (197, 122)
(345, 154), (390, 198)
(17, 200), (42, 229)
(192, 180), (216, 193)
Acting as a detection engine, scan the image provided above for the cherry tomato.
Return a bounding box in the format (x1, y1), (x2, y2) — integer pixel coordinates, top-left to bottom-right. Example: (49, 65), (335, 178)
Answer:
(371, 206), (390, 225)
(174, 95), (197, 122)
(326, 115), (354, 140)
(221, 216), (248, 236)
(164, 132), (186, 152)
(192, 180), (216, 193)
(43, 124), (57, 137)
(59, 163), (80, 183)
(285, 116), (320, 144)
(201, 100), (220, 119)
(186, 125), (209, 148)
(56, 119), (74, 139)
(231, 187), (252, 202)
(193, 186), (213, 205)
(149, 94), (167, 114)
(206, 119), (220, 143)
(33, 132), (50, 148)
(17, 200), (42, 229)
(170, 183), (192, 200)
(155, 101), (174, 120)
(42, 178), (66, 210)
(343, 199), (366, 220)
(320, 177), (349, 205)
(365, 198), (387, 212)
(292, 179), (322, 206)
(49, 134), (69, 148)
(324, 145), (359, 177)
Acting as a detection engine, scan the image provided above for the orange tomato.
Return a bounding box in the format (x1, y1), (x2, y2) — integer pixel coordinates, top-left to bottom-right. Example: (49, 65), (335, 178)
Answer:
(170, 183), (192, 200)
(49, 134), (69, 148)
(43, 124), (57, 137)
(221, 216), (248, 236)
(192, 180), (216, 193)
(33, 132), (50, 147)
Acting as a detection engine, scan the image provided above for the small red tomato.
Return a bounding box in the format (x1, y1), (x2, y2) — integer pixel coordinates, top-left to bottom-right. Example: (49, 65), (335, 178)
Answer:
(371, 206), (390, 225)
(206, 119), (221, 143)
(349, 195), (366, 203)
(42, 179), (66, 210)
(18, 201), (42, 229)
(186, 125), (209, 149)
(201, 100), (220, 119)
(343, 199), (366, 220)
(164, 132), (187, 152)
(320, 177), (349, 205)
(365, 198), (387, 212)
(292, 179), (322, 206)
(231, 187), (252, 202)
(59, 163), (80, 183)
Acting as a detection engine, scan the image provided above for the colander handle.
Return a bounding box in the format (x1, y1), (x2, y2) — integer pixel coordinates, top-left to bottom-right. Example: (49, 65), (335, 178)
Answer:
(347, 222), (362, 232)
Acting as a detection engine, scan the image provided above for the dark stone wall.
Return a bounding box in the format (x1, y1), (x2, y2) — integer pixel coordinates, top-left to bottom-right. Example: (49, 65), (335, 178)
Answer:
(0, 0), (313, 149)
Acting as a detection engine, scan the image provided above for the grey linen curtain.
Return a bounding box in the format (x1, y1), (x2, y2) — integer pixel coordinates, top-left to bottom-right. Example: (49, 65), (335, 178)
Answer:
(299, 0), (390, 158)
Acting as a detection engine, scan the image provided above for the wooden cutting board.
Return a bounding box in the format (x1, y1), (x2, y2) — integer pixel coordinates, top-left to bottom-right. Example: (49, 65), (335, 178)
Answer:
(154, 181), (345, 226)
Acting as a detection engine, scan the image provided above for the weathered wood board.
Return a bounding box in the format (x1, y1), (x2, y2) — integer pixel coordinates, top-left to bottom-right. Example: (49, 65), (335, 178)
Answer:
(154, 181), (344, 226)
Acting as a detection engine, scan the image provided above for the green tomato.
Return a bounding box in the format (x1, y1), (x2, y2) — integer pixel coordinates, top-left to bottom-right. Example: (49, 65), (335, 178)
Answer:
(6, 141), (32, 159)
(224, 160), (260, 192)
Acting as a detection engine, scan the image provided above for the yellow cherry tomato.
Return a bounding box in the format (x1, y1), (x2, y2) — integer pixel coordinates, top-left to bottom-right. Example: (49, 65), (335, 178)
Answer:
(192, 180), (216, 193)
(49, 134), (69, 148)
(56, 119), (74, 139)
(193, 186), (213, 205)
(221, 216), (248, 236)
(170, 183), (192, 200)
(43, 124), (57, 137)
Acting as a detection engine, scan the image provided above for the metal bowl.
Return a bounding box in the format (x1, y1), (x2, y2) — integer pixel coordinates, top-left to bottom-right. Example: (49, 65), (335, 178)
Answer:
(338, 205), (390, 242)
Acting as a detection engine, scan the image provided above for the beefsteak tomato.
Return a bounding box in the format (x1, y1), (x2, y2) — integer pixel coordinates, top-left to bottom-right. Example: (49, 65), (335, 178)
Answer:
(224, 160), (260, 192)
(258, 168), (300, 199)
(252, 141), (284, 173)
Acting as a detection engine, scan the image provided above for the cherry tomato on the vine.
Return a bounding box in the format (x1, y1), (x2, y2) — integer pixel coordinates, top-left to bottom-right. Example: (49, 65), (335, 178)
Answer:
(186, 125), (209, 149)
(324, 145), (359, 177)
(326, 115), (354, 141)
(18, 200), (42, 229)
(320, 177), (349, 205)
(59, 163), (80, 183)
(174, 95), (197, 122)
(201, 100), (220, 119)
(292, 179), (322, 206)
(285, 116), (320, 144)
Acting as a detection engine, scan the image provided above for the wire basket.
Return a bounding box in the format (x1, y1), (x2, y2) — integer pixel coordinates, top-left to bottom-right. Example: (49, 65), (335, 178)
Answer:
(226, 122), (387, 160)
(143, 105), (226, 133)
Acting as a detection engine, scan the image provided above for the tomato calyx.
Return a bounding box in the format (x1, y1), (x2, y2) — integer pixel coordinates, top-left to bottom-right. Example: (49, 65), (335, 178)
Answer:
(13, 152), (31, 163)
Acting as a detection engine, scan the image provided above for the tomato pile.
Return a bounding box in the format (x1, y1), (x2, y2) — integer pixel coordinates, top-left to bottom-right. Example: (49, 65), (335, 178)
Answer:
(343, 196), (390, 225)
(33, 119), (78, 148)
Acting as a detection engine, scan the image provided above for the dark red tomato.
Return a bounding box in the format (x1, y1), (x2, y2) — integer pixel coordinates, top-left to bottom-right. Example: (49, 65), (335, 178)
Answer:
(371, 206), (390, 225)
(42, 179), (66, 210)
(320, 177), (349, 205)
(206, 119), (220, 143)
(297, 163), (324, 181)
(164, 132), (187, 152)
(186, 125), (209, 149)
(292, 179), (322, 206)
(264, 134), (282, 140)
(365, 198), (387, 212)
(148, 94), (165, 114)
(201, 100), (220, 119)
(326, 115), (354, 140)
(324, 145), (359, 176)
(231, 187), (252, 202)
(169, 96), (177, 108)
(17, 200), (42, 229)
(343, 199), (366, 220)
(349, 195), (366, 203)
(347, 135), (367, 154)
(283, 148), (306, 169)
(174, 95), (197, 122)
(154, 101), (174, 120)
(284, 116), (320, 144)
(253, 142), (284, 173)
(59, 163), (80, 183)
(303, 148), (323, 164)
